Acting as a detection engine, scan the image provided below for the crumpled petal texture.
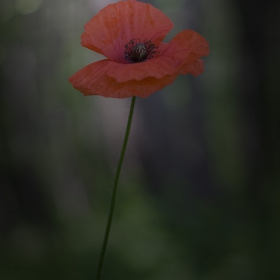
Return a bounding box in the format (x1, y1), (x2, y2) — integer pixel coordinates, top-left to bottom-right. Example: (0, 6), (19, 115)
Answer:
(69, 60), (178, 98)
(69, 0), (209, 98)
(106, 30), (209, 83)
(81, 0), (174, 63)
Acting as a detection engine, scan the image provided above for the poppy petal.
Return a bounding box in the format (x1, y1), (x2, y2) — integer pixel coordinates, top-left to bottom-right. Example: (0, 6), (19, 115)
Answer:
(179, 59), (205, 77)
(105, 56), (180, 82)
(106, 30), (209, 83)
(164, 29), (210, 65)
(81, 0), (174, 63)
(68, 59), (178, 98)
(108, 30), (209, 83)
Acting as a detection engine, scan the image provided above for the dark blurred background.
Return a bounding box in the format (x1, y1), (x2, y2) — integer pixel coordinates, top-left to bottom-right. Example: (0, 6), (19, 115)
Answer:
(1, 0), (280, 279)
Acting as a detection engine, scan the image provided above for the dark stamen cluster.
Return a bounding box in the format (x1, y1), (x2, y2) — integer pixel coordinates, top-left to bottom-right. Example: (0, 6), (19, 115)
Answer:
(124, 39), (158, 63)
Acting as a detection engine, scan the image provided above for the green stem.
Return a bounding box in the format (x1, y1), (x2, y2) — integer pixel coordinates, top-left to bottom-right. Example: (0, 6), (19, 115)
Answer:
(96, 96), (136, 280)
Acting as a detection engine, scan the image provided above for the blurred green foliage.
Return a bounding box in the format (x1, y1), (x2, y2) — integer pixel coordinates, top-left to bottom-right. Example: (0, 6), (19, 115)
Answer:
(1, 0), (280, 279)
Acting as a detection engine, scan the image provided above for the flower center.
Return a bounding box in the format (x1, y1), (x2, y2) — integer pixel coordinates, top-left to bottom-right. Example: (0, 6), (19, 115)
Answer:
(124, 39), (158, 63)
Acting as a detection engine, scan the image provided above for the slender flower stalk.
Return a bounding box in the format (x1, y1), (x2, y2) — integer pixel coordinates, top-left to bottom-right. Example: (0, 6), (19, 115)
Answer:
(96, 96), (136, 280)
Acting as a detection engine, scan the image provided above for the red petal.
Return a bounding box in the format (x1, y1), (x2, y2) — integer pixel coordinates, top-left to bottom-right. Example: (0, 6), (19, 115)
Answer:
(179, 59), (205, 77)
(106, 54), (181, 82)
(106, 30), (209, 82)
(68, 59), (178, 98)
(164, 30), (209, 65)
(81, 0), (173, 62)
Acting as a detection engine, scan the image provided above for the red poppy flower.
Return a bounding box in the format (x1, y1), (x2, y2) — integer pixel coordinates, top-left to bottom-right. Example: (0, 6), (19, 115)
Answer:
(69, 0), (209, 98)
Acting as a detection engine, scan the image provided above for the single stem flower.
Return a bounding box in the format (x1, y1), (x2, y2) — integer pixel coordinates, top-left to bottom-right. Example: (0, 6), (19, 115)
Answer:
(68, 1), (209, 279)
(69, 0), (209, 98)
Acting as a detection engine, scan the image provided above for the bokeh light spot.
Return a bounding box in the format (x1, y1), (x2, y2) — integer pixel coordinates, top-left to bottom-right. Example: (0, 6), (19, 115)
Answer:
(15, 0), (42, 15)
